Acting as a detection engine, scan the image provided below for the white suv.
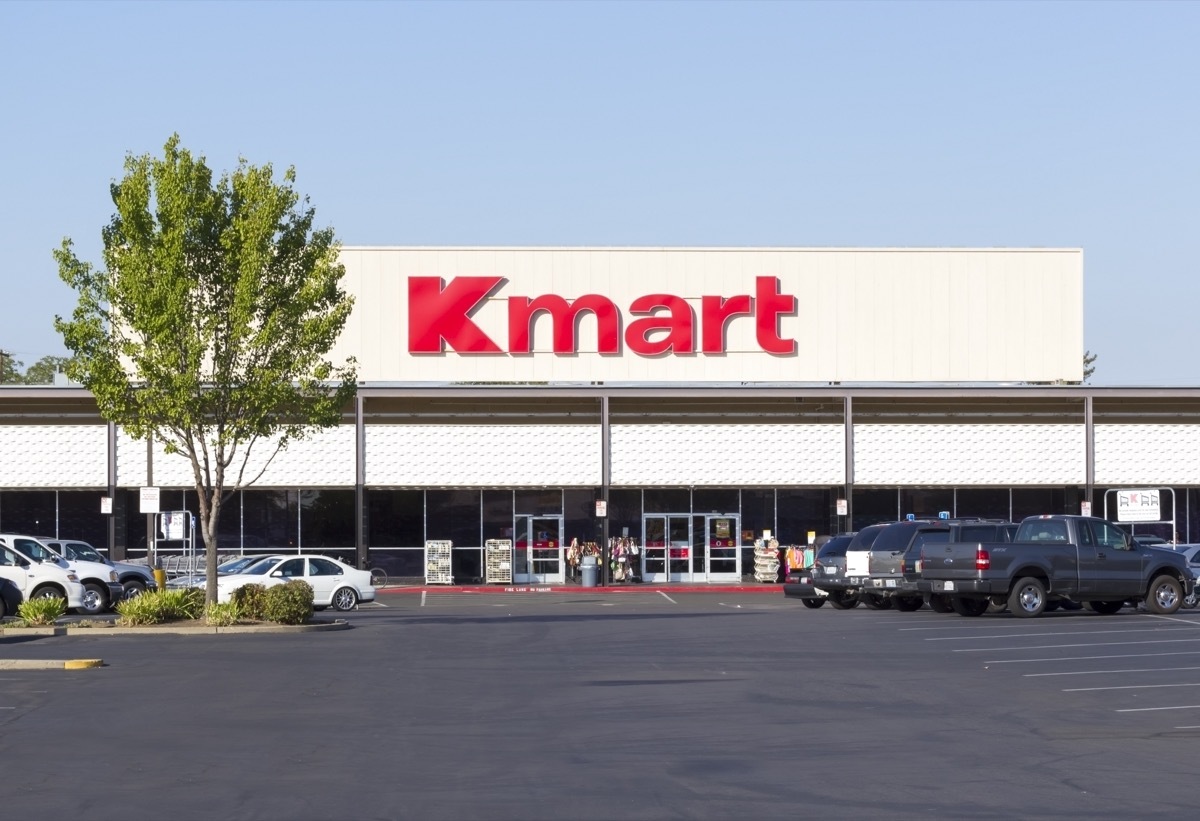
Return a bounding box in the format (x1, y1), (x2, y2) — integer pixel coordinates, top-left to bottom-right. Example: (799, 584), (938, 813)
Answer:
(0, 534), (123, 616)
(0, 543), (86, 613)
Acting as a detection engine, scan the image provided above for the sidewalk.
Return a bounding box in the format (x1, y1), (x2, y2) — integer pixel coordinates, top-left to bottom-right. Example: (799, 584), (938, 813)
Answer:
(378, 581), (784, 595)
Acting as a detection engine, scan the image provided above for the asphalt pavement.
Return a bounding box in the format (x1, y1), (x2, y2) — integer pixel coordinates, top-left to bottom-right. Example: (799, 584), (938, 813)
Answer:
(3, 591), (1199, 821)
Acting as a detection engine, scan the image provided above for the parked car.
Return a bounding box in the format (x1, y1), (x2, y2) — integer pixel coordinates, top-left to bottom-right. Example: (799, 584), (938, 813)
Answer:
(0, 543), (87, 612)
(40, 538), (158, 599)
(783, 534), (856, 608)
(811, 523), (890, 609)
(187, 554), (376, 611)
(0, 576), (22, 619)
(0, 534), (123, 615)
(166, 555), (280, 590)
(1168, 544), (1200, 608)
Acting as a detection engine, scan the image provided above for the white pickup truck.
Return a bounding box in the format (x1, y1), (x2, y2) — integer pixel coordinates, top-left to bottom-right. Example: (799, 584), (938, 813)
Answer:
(0, 542), (86, 615)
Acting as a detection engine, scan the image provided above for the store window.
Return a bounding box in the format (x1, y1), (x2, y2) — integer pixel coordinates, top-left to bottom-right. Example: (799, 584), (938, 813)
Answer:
(852, 488), (898, 531)
(514, 489), (562, 516)
(427, 489), (482, 547)
(777, 489), (832, 543)
(955, 488), (1011, 521)
(55, 491), (108, 546)
(1, 490), (57, 537)
(299, 489), (355, 548)
(367, 489), (424, 547)
(243, 489), (299, 551)
(643, 488), (690, 513)
(741, 489), (773, 546)
(607, 489), (642, 543)
(1012, 488), (1069, 520)
(564, 489), (601, 545)
(900, 488), (953, 521)
(692, 488), (739, 514)
(482, 490), (514, 542)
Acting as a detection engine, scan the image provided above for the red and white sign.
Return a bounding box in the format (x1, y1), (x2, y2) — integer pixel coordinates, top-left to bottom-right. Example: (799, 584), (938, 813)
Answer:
(407, 276), (798, 357)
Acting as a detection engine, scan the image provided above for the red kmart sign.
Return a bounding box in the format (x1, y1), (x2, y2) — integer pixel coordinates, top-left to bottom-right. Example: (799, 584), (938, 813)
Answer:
(407, 276), (798, 356)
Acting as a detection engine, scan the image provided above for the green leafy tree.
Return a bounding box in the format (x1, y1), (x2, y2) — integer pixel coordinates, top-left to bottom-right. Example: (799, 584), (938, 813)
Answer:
(54, 134), (357, 603)
(22, 355), (72, 385)
(0, 352), (23, 384)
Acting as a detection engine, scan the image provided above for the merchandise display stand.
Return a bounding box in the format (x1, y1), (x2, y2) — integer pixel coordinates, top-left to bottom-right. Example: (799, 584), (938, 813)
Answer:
(485, 539), (513, 584)
(425, 540), (454, 584)
(753, 538), (781, 583)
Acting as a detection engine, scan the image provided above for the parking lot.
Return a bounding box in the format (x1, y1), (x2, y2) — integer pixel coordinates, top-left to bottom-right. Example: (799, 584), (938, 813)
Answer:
(3, 591), (1199, 820)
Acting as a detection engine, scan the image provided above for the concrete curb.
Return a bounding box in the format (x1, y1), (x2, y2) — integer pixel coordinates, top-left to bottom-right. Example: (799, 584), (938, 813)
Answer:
(0, 658), (103, 670)
(0, 620), (351, 638)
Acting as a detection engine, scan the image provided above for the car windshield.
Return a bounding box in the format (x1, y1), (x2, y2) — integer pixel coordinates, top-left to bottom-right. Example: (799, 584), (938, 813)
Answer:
(817, 536), (855, 558)
(62, 541), (105, 563)
(847, 526), (886, 550)
(241, 557), (285, 575)
(218, 557), (264, 574)
(12, 539), (56, 562)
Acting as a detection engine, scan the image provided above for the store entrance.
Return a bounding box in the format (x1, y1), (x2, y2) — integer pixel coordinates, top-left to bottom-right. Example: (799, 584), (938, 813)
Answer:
(513, 515), (564, 584)
(643, 514), (742, 583)
(702, 514), (741, 583)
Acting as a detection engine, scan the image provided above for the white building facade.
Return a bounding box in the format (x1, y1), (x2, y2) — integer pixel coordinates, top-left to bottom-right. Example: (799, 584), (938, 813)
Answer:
(3, 247), (1195, 585)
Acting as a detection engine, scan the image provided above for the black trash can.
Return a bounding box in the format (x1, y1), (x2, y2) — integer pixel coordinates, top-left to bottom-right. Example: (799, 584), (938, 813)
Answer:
(581, 556), (598, 588)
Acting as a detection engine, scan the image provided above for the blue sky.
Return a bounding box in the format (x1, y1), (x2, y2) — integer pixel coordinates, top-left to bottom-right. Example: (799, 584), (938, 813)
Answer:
(1, 0), (1195, 384)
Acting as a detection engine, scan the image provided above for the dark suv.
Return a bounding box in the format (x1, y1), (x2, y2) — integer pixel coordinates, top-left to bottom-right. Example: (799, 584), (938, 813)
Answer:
(782, 533), (857, 609)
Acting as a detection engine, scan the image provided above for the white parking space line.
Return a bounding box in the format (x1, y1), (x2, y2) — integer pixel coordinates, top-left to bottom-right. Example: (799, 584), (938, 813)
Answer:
(421, 591), (426, 607)
(955, 638), (1200, 653)
(1117, 705), (1200, 713)
(927, 627), (1194, 641)
(986, 651), (1200, 664)
(1063, 683), (1200, 692)
(658, 591), (677, 604)
(1025, 666), (1200, 677)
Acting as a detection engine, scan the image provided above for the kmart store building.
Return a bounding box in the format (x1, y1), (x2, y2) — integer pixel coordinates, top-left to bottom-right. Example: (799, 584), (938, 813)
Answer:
(3, 247), (1196, 583)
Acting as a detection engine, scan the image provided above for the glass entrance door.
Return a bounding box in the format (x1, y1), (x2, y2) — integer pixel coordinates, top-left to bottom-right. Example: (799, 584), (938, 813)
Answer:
(643, 515), (693, 583)
(513, 515), (564, 584)
(704, 514), (740, 583)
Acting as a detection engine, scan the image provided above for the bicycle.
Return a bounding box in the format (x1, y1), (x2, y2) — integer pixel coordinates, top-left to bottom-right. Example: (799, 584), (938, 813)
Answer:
(369, 567), (388, 588)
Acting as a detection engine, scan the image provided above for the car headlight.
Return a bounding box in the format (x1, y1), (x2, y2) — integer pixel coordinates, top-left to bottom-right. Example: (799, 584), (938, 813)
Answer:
(67, 573), (79, 582)
(109, 571), (119, 582)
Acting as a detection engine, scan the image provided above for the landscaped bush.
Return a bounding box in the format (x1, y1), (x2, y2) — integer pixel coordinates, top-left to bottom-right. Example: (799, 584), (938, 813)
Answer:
(204, 601), (241, 626)
(115, 588), (206, 625)
(230, 584), (268, 620)
(262, 580), (314, 625)
(15, 596), (66, 626)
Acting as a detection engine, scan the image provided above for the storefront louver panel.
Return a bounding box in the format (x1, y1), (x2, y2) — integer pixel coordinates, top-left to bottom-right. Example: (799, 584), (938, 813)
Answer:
(0, 424), (107, 487)
(1095, 424), (1200, 485)
(853, 424), (1086, 485)
(610, 424), (844, 486)
(365, 425), (601, 486)
(116, 426), (356, 487)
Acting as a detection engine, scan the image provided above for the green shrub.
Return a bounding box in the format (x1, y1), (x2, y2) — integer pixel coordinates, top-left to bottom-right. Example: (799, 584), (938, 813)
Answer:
(262, 580), (314, 625)
(231, 584), (268, 620)
(204, 601), (241, 626)
(115, 588), (206, 625)
(17, 596), (67, 625)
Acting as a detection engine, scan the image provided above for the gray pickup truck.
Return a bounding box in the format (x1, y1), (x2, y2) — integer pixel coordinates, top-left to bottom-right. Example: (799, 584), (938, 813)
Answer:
(921, 514), (1193, 617)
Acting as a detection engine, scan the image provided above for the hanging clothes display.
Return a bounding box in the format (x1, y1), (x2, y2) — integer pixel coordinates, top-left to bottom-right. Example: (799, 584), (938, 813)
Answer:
(608, 536), (641, 583)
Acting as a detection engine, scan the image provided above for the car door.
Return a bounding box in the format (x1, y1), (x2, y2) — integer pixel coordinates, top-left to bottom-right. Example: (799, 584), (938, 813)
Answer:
(0, 545), (31, 598)
(1090, 519), (1144, 597)
(304, 558), (344, 606)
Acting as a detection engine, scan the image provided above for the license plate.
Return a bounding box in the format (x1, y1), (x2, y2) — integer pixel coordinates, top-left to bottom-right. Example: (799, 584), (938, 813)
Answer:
(936, 581), (955, 591)
(885, 579), (897, 588)
(825, 567), (839, 575)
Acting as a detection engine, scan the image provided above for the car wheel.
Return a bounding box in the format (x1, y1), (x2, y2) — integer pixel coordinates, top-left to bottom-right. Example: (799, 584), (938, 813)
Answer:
(331, 587), (359, 612)
(1147, 574), (1183, 615)
(863, 594), (892, 610)
(1086, 600), (1124, 615)
(122, 579), (148, 600)
(78, 582), (109, 616)
(950, 597), (988, 617)
(893, 596), (923, 612)
(927, 594), (954, 613)
(800, 598), (825, 609)
(30, 586), (65, 602)
(828, 591), (859, 610)
(1008, 577), (1047, 618)
(1184, 589), (1200, 609)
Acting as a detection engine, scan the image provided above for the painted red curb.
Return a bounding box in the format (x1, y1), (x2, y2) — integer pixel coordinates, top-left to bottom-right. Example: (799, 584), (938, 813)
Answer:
(377, 584), (784, 595)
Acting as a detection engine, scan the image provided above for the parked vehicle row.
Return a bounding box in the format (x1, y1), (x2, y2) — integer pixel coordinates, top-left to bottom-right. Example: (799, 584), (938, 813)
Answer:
(170, 553), (376, 611)
(791, 515), (1194, 618)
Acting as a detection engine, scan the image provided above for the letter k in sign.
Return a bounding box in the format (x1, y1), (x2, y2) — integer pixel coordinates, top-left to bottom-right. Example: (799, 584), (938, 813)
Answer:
(408, 276), (505, 353)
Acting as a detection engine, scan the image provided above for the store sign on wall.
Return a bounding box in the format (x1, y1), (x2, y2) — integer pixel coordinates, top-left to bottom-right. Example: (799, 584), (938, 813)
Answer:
(1116, 489), (1161, 522)
(407, 276), (798, 356)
